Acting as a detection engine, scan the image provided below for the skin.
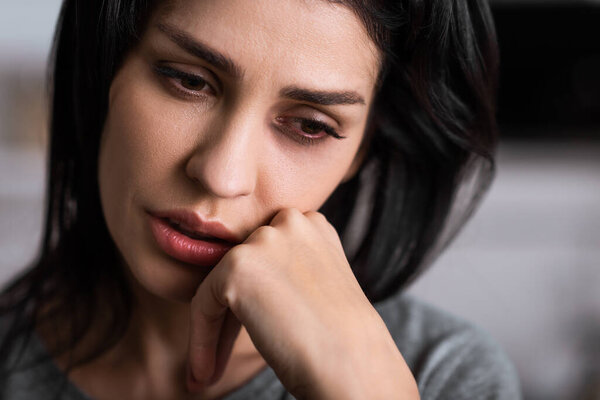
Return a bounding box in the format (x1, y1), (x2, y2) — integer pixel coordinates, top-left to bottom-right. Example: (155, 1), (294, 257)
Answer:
(80, 0), (421, 398)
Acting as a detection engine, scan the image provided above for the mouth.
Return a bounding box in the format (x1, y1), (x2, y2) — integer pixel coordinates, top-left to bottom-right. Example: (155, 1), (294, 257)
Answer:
(150, 209), (241, 243)
(147, 210), (239, 267)
(164, 218), (229, 243)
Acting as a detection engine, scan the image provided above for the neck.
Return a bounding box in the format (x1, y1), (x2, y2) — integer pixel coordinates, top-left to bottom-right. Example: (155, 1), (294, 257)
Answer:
(40, 273), (266, 399)
(127, 279), (192, 363)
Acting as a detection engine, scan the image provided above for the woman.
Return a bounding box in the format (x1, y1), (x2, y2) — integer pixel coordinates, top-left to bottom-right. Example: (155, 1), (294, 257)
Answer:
(1, 0), (520, 398)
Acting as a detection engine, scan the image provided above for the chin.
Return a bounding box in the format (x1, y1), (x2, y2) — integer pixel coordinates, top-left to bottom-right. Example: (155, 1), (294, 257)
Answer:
(107, 209), (213, 304)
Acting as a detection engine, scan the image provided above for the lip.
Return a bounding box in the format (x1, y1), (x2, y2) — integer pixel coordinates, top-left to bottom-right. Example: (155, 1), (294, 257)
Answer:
(147, 210), (241, 267)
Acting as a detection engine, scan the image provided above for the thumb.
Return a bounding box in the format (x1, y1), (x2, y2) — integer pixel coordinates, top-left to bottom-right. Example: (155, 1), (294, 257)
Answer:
(187, 271), (241, 392)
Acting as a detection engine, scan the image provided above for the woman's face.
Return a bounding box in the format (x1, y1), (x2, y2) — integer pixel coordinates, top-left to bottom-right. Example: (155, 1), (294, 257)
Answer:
(98, 0), (381, 302)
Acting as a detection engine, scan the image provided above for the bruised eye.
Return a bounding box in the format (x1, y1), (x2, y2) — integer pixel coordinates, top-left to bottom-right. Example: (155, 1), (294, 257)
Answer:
(275, 116), (346, 146)
(153, 65), (215, 97)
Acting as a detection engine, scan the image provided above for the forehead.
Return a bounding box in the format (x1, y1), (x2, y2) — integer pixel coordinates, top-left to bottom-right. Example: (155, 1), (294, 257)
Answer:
(151, 0), (381, 99)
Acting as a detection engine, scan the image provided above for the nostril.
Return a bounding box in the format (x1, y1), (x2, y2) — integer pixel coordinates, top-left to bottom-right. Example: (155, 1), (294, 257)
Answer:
(189, 175), (202, 185)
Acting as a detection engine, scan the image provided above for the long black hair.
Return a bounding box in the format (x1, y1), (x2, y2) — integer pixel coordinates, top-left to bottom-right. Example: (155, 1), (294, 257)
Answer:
(1, 0), (499, 376)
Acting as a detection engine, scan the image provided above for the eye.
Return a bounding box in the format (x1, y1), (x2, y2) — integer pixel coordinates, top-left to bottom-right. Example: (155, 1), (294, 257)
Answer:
(180, 76), (207, 91)
(275, 116), (346, 146)
(299, 120), (328, 136)
(153, 65), (215, 98)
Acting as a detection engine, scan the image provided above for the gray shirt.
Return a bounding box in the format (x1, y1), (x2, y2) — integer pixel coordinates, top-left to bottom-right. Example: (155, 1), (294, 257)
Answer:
(1, 293), (521, 399)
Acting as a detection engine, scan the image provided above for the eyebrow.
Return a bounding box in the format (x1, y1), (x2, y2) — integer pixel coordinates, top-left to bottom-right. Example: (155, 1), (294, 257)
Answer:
(280, 86), (366, 106)
(156, 23), (366, 107)
(157, 23), (244, 79)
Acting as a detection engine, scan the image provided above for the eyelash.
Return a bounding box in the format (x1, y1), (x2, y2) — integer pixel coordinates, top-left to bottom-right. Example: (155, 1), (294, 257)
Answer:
(154, 65), (214, 97)
(154, 65), (346, 146)
(274, 117), (346, 146)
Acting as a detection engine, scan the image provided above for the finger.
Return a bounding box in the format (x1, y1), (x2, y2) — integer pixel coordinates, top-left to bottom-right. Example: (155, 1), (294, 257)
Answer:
(210, 310), (242, 385)
(304, 210), (335, 235)
(269, 207), (304, 228)
(304, 211), (345, 252)
(187, 270), (228, 392)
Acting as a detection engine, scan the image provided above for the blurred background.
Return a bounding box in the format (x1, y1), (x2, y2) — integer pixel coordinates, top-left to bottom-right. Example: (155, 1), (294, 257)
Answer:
(1, 1), (599, 399)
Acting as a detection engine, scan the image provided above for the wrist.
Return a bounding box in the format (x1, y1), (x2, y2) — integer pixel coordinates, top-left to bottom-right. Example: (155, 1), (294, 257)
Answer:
(298, 313), (420, 400)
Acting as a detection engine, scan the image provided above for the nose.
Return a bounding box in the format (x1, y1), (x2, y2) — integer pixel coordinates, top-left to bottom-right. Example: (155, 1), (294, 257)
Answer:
(185, 114), (259, 198)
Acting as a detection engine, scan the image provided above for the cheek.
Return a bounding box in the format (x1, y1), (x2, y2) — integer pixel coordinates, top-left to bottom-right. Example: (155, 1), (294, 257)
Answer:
(99, 74), (192, 204)
(99, 90), (152, 217)
(262, 142), (361, 213)
(98, 69), (192, 246)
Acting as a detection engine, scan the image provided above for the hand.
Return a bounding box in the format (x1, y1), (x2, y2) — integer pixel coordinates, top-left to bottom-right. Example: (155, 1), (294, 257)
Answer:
(186, 208), (419, 399)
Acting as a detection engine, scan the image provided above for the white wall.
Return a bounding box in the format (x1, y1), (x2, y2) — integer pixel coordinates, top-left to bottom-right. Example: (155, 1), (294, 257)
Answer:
(0, 0), (63, 69)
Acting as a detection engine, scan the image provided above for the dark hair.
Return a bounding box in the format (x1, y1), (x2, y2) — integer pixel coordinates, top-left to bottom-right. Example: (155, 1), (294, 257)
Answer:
(1, 0), (499, 380)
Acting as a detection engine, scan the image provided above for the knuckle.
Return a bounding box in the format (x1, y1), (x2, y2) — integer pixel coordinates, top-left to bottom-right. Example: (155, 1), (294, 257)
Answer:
(306, 211), (337, 236)
(223, 244), (250, 270)
(220, 245), (252, 307)
(305, 210), (328, 225)
(275, 207), (303, 224)
(221, 277), (238, 310)
(248, 225), (277, 243)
